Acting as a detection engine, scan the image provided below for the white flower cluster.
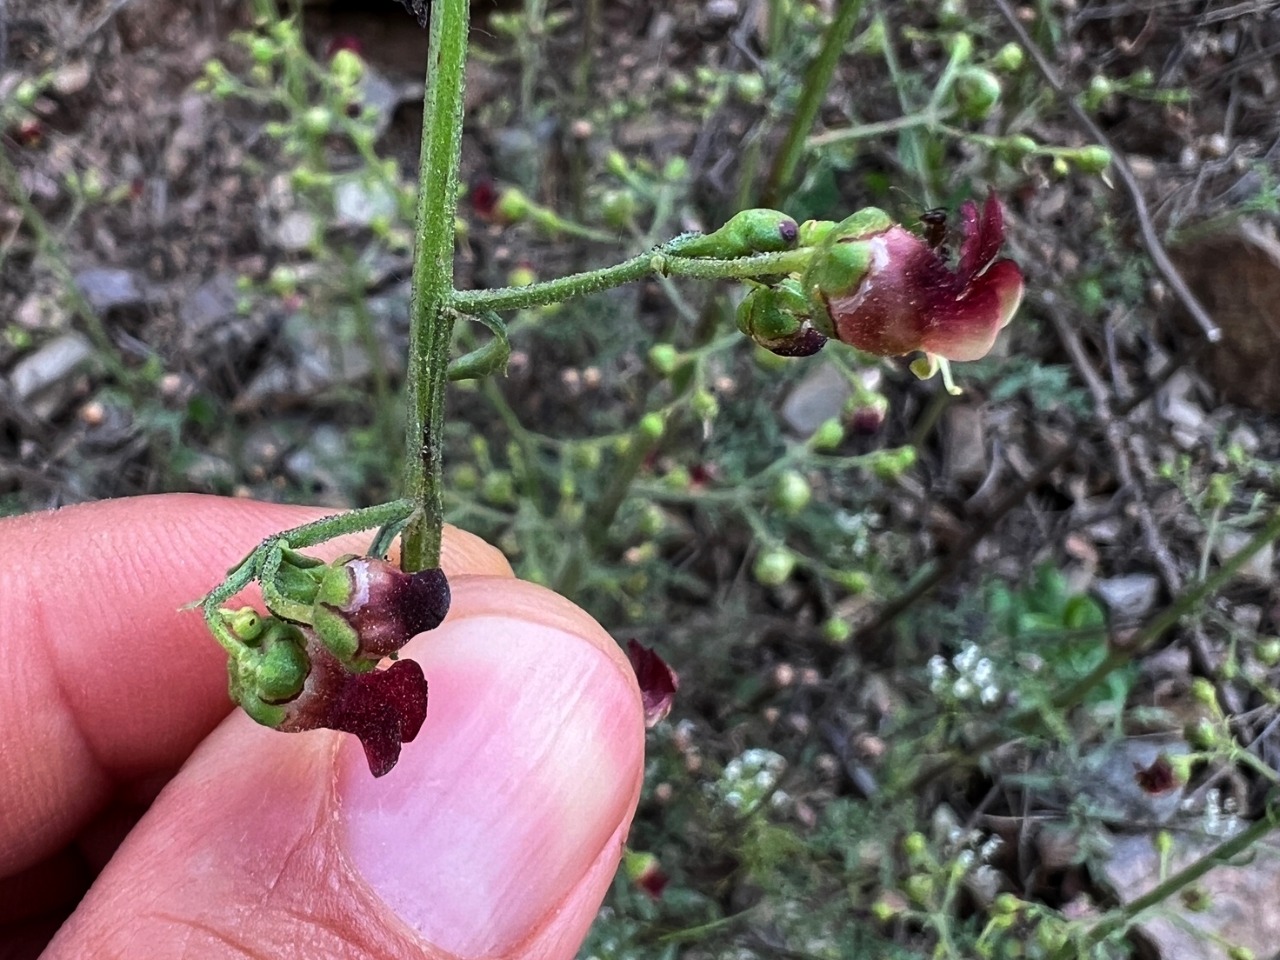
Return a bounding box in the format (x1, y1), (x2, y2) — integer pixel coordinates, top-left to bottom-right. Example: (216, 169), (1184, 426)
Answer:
(710, 748), (789, 812)
(928, 641), (1002, 706)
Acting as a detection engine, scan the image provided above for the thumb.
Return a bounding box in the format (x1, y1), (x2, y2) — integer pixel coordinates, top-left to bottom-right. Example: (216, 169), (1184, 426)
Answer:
(43, 577), (646, 960)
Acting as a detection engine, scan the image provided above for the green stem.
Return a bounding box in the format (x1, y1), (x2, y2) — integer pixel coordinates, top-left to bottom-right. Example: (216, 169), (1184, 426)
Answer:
(763, 0), (866, 204)
(402, 0), (469, 573)
(451, 247), (811, 315)
(1051, 796), (1280, 958)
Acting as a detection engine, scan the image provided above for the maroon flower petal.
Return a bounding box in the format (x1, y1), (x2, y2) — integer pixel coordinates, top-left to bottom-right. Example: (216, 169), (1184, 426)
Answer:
(320, 559), (451, 660)
(918, 259), (1025, 362)
(329, 659), (430, 777)
(279, 634), (429, 777)
(825, 194), (1023, 363)
(957, 192), (1005, 283)
(1134, 754), (1177, 795)
(626, 640), (679, 728)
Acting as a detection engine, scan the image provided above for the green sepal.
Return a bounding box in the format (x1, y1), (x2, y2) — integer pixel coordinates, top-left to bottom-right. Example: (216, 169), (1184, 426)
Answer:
(225, 615), (308, 728)
(804, 239), (876, 337)
(313, 558), (361, 663)
(737, 283), (806, 342)
(674, 209), (799, 258)
(255, 629), (310, 701)
(260, 542), (326, 624)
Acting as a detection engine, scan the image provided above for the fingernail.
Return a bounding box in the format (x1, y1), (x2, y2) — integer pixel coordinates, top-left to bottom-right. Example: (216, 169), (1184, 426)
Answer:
(337, 614), (643, 958)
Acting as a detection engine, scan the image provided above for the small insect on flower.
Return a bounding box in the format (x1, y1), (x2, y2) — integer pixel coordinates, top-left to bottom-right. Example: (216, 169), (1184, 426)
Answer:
(919, 208), (949, 251)
(392, 0), (431, 28)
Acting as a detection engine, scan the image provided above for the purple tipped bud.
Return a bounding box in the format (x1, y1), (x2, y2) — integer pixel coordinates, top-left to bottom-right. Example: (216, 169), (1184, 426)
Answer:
(314, 557), (451, 664)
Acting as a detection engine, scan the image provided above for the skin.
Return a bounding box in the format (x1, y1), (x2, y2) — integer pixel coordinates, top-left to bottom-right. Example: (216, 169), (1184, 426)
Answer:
(0, 495), (646, 959)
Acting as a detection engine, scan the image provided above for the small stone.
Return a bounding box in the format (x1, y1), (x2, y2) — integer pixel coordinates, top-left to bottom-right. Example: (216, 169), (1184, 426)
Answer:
(14, 292), (62, 331)
(1215, 528), (1274, 584)
(272, 210), (317, 252)
(52, 60), (92, 95)
(9, 333), (95, 412)
(781, 361), (851, 436)
(1094, 573), (1160, 621)
(74, 267), (149, 313)
(333, 177), (398, 228)
(944, 404), (988, 484)
(178, 274), (240, 339)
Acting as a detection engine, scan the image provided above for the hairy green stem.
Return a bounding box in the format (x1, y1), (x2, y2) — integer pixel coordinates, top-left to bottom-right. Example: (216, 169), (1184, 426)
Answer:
(1051, 796), (1280, 958)
(402, 0), (469, 572)
(451, 246), (811, 316)
(763, 0), (866, 204)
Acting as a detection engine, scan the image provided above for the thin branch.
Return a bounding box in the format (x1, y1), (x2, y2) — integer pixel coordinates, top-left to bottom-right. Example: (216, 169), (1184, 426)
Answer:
(989, 0), (1222, 344)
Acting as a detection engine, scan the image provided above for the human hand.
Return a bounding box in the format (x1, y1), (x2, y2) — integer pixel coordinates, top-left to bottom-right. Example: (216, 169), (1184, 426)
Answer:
(1, 495), (645, 959)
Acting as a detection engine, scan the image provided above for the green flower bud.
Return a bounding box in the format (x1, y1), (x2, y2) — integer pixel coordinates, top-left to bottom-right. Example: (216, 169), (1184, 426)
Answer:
(451, 463), (479, 491)
(992, 42), (1024, 72)
(268, 265), (298, 296)
(734, 73), (766, 104)
(871, 446), (917, 480)
(604, 150), (630, 178)
(1073, 145), (1112, 174)
(638, 504), (666, 537)
(495, 187), (533, 223)
(903, 873), (934, 906)
(662, 157), (687, 182)
(736, 284), (826, 357)
(837, 570), (870, 593)
(691, 388), (719, 421)
(1190, 677), (1219, 709)
(571, 444), (602, 471)
(1186, 717), (1219, 750)
(250, 37), (276, 65)
(811, 418), (845, 451)
(771, 469), (812, 515)
(638, 412), (666, 442)
(1206, 473), (1233, 510)
(300, 106), (333, 138)
(821, 618), (852, 645)
(903, 831), (928, 859)
(663, 465), (691, 491)
(1258, 638), (1280, 666)
(1052, 156), (1070, 177)
(481, 471), (516, 506)
(600, 188), (637, 228)
(1001, 134), (1039, 162)
(507, 264), (537, 287)
(753, 548), (796, 586)
(330, 48), (364, 85)
(992, 893), (1021, 916)
(648, 343), (680, 376)
(13, 79), (40, 109)
(677, 209), (799, 258)
(953, 67), (1002, 119)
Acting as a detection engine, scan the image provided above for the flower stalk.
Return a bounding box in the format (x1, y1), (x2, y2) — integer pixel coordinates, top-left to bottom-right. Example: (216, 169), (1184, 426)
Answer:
(402, 0), (469, 574)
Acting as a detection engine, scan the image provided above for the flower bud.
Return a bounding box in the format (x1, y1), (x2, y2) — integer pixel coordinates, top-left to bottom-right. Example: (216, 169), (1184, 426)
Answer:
(953, 67), (1002, 120)
(300, 106), (333, 138)
(1073, 145), (1113, 174)
(736, 284), (827, 357)
(600, 188), (637, 228)
(330, 48), (364, 85)
(312, 556), (451, 665)
(622, 849), (669, 899)
(753, 548), (796, 586)
(625, 640), (679, 727)
(771, 469), (812, 515)
(678, 209), (799, 258)
(811, 418), (845, 451)
(495, 187), (533, 222)
(648, 342), (680, 376)
(691, 388), (719, 421)
(992, 43), (1024, 72)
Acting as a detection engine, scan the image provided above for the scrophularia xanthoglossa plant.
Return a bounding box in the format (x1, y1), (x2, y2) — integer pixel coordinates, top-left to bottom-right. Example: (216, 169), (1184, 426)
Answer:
(203, 519), (452, 777)
(198, 192), (1021, 775)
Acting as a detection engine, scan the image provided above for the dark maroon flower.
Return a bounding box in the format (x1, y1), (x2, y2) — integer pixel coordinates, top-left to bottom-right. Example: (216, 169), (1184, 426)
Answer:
(313, 557), (450, 665)
(626, 640), (679, 728)
(623, 850), (669, 899)
(280, 635), (429, 777)
(470, 179), (498, 219)
(1133, 754), (1177, 795)
(325, 35), (364, 59)
(818, 192), (1024, 363)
